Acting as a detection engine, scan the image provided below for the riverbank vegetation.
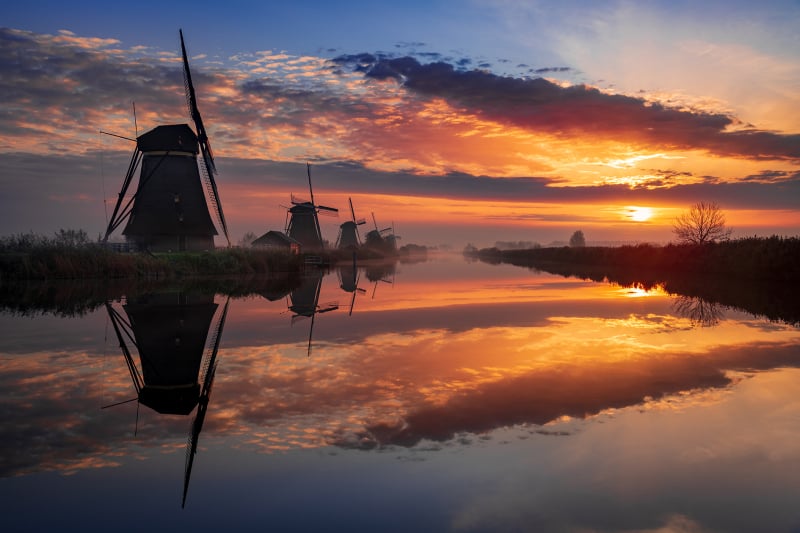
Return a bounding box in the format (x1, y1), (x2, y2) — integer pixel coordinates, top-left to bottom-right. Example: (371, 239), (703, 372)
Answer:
(468, 236), (800, 282)
(0, 231), (304, 281)
(0, 230), (428, 281)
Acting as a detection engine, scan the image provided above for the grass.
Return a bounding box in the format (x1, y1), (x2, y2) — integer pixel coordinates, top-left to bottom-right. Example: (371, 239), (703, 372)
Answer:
(0, 232), (306, 281)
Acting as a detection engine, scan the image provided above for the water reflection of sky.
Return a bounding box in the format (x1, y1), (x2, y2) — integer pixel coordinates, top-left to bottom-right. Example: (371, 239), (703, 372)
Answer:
(1, 256), (799, 531)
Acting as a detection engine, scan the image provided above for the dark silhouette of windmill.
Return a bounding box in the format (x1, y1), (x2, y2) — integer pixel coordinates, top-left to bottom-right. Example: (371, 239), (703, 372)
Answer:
(384, 221), (400, 252)
(104, 291), (229, 508)
(336, 197), (366, 250)
(285, 163), (338, 251)
(288, 270), (338, 356)
(102, 30), (229, 251)
(365, 261), (396, 299)
(337, 262), (366, 315)
(363, 212), (396, 254)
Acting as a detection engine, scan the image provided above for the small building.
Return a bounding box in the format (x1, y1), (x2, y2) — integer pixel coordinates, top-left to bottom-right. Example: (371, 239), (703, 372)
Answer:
(252, 230), (301, 254)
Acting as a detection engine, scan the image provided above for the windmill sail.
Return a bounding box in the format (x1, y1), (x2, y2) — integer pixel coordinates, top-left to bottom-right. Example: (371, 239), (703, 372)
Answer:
(180, 29), (229, 247)
(183, 296), (230, 508)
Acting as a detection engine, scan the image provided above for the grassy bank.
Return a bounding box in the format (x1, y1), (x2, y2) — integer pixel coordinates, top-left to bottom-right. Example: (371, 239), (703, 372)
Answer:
(471, 237), (800, 282)
(0, 244), (306, 281)
(0, 231), (429, 281)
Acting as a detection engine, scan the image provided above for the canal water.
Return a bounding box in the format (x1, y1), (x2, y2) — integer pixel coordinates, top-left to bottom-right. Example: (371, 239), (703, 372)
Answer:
(1, 253), (799, 532)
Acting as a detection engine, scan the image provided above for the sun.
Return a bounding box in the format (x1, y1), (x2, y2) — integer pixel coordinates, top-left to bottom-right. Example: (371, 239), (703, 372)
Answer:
(626, 206), (654, 222)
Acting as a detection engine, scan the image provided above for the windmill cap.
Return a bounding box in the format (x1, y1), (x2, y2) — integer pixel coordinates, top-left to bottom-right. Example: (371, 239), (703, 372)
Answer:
(137, 124), (199, 154)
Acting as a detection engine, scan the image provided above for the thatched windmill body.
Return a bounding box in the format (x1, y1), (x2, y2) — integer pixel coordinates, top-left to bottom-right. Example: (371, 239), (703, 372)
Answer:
(103, 30), (229, 252)
(336, 197), (366, 250)
(285, 164), (338, 251)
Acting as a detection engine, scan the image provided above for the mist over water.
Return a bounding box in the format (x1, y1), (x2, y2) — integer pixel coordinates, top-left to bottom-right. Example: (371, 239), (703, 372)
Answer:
(1, 253), (799, 532)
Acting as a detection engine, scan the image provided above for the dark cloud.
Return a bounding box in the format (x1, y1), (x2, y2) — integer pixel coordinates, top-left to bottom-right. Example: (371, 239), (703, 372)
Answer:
(0, 28), (190, 135)
(395, 41), (426, 49)
(332, 54), (800, 161)
(222, 158), (800, 210)
(741, 170), (797, 183)
(534, 66), (572, 74)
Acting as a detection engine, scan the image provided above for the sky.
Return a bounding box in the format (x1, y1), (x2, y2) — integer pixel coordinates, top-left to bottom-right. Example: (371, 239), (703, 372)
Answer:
(1, 0), (799, 247)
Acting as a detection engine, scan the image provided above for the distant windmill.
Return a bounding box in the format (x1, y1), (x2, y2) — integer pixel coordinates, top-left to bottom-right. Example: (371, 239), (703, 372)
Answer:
(364, 212), (394, 253)
(285, 163), (338, 251)
(336, 197), (366, 250)
(383, 221), (401, 251)
(102, 30), (229, 251)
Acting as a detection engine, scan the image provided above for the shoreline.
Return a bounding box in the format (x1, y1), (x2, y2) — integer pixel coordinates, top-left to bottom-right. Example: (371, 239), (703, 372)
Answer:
(467, 236), (800, 283)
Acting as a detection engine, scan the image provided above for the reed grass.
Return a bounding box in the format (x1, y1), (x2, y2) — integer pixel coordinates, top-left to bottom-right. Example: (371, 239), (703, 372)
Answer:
(0, 231), (307, 280)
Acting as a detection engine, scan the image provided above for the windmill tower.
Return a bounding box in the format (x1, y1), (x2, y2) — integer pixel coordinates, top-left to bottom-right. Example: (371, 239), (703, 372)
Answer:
(336, 197), (366, 250)
(102, 30), (229, 252)
(285, 163), (338, 251)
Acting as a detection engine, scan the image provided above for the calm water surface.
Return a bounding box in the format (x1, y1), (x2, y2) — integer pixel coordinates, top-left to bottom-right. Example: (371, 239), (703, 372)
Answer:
(1, 254), (799, 532)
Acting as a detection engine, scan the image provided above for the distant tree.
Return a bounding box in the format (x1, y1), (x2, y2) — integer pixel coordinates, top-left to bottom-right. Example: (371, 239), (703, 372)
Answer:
(237, 231), (258, 248)
(53, 229), (89, 247)
(672, 201), (732, 244)
(569, 230), (586, 247)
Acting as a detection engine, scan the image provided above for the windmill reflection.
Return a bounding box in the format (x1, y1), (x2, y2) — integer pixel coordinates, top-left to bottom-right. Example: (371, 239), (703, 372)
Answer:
(672, 295), (726, 327)
(364, 261), (395, 299)
(105, 291), (229, 508)
(288, 269), (338, 356)
(337, 262), (366, 315)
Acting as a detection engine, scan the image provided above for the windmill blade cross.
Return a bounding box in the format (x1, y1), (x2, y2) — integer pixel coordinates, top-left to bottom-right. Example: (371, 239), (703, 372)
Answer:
(180, 29), (211, 167)
(317, 205), (339, 218)
(306, 163), (316, 207)
(349, 197), (357, 223)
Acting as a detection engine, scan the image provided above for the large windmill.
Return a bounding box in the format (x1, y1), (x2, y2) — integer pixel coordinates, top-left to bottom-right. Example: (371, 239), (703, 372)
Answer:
(336, 197), (366, 250)
(102, 30), (229, 252)
(285, 164), (338, 251)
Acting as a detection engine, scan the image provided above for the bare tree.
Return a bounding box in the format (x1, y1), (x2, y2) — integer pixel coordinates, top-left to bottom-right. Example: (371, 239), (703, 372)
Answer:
(672, 295), (725, 327)
(569, 230), (586, 247)
(237, 231), (258, 248)
(672, 202), (732, 244)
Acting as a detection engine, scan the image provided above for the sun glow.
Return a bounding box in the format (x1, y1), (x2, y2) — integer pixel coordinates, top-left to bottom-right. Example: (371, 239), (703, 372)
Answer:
(626, 206), (654, 222)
